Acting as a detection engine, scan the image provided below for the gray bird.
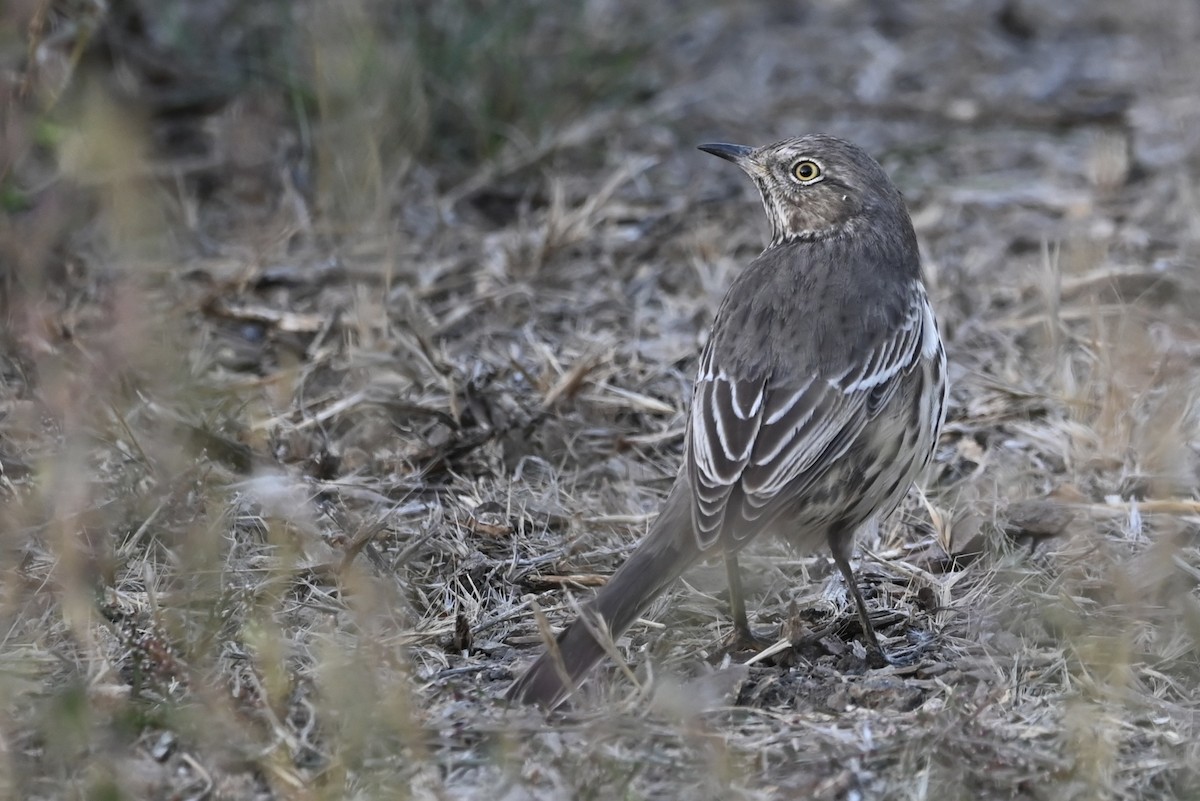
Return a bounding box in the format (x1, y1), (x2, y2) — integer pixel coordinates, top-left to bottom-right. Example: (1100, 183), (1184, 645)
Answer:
(506, 134), (948, 708)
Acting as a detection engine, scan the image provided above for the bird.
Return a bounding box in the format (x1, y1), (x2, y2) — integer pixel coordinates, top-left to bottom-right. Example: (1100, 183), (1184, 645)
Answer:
(505, 134), (948, 708)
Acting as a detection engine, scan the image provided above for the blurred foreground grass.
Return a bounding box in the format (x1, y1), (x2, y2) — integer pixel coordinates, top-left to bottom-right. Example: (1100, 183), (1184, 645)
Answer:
(2, 2), (655, 797)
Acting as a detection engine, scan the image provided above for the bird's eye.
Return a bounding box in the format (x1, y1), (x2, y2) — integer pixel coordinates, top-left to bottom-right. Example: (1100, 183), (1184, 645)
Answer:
(791, 159), (822, 183)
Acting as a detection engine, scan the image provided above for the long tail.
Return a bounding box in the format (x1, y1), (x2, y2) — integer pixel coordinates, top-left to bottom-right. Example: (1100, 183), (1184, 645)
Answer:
(505, 481), (700, 708)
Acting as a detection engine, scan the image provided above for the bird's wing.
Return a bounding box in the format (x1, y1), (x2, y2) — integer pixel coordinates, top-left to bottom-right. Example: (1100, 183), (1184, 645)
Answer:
(688, 282), (936, 549)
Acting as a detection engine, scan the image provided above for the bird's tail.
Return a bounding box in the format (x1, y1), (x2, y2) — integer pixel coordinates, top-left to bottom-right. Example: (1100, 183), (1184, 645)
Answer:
(505, 482), (699, 708)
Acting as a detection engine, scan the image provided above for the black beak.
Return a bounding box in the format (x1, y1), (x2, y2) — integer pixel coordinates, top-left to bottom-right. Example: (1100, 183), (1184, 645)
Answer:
(698, 142), (754, 163)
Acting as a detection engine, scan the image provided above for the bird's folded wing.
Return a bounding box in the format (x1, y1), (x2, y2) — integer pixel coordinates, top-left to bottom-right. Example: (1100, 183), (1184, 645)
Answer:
(689, 285), (931, 549)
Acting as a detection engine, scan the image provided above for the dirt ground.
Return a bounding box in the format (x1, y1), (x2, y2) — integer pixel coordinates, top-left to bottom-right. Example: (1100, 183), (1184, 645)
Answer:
(3, 1), (1200, 799)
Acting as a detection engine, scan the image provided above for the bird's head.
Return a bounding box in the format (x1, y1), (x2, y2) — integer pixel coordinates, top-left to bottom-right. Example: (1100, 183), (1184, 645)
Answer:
(699, 134), (908, 247)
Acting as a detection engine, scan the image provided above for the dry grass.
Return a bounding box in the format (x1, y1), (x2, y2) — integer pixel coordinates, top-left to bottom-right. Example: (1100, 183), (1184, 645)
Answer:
(3, 1), (1200, 799)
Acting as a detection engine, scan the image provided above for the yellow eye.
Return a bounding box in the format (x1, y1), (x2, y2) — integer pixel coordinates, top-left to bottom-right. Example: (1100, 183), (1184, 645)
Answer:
(792, 159), (822, 183)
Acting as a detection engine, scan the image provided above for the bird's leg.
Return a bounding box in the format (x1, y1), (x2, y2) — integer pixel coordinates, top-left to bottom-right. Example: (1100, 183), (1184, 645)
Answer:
(726, 552), (750, 638)
(723, 552), (772, 652)
(827, 533), (892, 667)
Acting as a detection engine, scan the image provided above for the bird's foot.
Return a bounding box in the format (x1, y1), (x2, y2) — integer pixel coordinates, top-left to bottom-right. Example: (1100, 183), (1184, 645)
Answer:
(863, 626), (936, 670)
(720, 622), (778, 657)
(864, 643), (892, 669)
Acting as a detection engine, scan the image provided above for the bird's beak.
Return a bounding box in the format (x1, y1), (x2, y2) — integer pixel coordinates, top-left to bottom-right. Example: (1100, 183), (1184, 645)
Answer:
(698, 142), (755, 165)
